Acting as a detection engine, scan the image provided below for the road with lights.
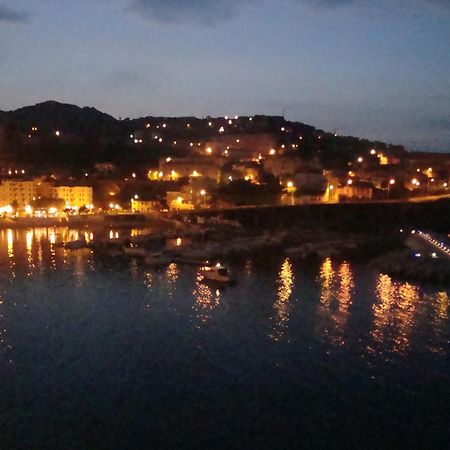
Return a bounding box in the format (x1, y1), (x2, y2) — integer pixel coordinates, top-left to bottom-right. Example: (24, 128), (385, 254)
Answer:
(414, 230), (450, 260)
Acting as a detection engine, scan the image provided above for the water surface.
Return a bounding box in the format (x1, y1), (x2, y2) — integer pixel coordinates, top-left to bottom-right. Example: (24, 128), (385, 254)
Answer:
(1, 228), (449, 448)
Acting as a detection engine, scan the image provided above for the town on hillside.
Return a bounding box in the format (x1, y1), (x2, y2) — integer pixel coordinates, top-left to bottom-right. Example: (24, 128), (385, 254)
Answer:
(0, 101), (449, 219)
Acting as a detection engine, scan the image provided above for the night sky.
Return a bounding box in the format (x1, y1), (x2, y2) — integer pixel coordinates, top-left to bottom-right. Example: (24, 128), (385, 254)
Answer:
(1, 0), (449, 151)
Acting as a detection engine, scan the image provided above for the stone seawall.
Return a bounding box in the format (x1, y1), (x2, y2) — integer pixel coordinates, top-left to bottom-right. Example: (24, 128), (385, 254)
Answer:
(184, 200), (450, 233)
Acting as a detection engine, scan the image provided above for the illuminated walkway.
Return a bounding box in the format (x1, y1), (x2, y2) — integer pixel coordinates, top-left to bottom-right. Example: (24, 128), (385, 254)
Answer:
(413, 230), (450, 260)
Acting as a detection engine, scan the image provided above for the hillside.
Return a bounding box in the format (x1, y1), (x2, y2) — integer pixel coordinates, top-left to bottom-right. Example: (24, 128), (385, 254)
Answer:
(0, 101), (409, 175)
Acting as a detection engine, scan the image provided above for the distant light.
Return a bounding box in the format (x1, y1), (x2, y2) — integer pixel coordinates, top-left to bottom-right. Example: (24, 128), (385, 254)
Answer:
(269, 149), (276, 155)
(234, 116), (238, 120)
(134, 194), (139, 199)
(55, 131), (60, 136)
(357, 157), (363, 163)
(370, 149), (376, 155)
(389, 179), (395, 185)
(329, 185), (334, 190)
(347, 179), (353, 185)
(287, 181), (294, 188)
(166, 157), (172, 163)
(219, 127), (225, 133)
(200, 190), (206, 196)
(132, 173), (136, 178)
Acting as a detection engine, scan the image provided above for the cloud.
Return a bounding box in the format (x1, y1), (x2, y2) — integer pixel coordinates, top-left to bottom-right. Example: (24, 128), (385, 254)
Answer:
(128, 0), (247, 25)
(127, 0), (450, 25)
(0, 4), (30, 24)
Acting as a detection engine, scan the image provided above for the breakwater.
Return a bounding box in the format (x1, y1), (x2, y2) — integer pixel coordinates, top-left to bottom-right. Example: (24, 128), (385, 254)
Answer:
(175, 199), (450, 233)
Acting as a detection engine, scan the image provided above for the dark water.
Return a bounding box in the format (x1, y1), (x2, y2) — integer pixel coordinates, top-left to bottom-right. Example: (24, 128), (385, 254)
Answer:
(0, 228), (449, 449)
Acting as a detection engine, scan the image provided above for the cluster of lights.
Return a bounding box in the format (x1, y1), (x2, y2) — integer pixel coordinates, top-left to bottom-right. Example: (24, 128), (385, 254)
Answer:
(7, 169), (26, 175)
(416, 231), (450, 257)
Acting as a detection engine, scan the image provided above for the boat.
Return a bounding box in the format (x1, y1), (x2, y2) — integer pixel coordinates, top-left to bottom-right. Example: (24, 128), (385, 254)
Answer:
(198, 263), (233, 284)
(63, 237), (88, 250)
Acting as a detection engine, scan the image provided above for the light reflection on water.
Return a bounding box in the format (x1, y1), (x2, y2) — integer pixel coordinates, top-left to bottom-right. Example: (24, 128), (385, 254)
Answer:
(270, 258), (295, 342)
(0, 228), (447, 348)
(317, 258), (354, 346)
(0, 227), (449, 448)
(193, 274), (221, 325)
(372, 274), (419, 354)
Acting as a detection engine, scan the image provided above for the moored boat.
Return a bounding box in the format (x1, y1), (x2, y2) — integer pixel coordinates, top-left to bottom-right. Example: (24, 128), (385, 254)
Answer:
(198, 263), (233, 284)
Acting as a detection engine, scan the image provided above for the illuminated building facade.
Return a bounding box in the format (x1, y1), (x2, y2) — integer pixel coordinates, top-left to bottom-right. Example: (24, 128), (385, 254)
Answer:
(51, 186), (93, 208)
(0, 180), (37, 208)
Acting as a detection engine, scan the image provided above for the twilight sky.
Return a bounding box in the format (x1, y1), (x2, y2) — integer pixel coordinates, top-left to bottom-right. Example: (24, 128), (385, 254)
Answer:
(0, 0), (449, 151)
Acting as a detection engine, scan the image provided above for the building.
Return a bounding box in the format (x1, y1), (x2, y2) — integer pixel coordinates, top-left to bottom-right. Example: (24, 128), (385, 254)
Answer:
(293, 169), (328, 192)
(166, 191), (195, 211)
(264, 156), (303, 178)
(51, 186), (93, 209)
(338, 181), (373, 200)
(0, 180), (37, 208)
(153, 157), (222, 183)
(131, 199), (159, 213)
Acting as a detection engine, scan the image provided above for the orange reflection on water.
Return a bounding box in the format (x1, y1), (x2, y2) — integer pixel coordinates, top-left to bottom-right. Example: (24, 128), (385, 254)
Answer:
(372, 273), (419, 354)
(434, 291), (449, 322)
(165, 263), (179, 301)
(270, 258), (295, 341)
(319, 257), (334, 306)
(317, 258), (354, 346)
(193, 275), (221, 325)
(337, 262), (354, 315)
(7, 229), (14, 259)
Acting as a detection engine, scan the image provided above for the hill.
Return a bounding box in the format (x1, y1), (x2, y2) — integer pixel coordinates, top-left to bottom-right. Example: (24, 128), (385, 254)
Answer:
(0, 101), (409, 175)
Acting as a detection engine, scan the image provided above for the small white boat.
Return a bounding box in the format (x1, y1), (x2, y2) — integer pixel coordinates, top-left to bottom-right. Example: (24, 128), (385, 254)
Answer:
(199, 264), (232, 283)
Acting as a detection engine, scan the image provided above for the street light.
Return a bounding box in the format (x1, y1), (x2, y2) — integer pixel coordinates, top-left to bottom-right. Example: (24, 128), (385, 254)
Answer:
(200, 189), (206, 207)
(286, 181), (296, 205)
(387, 179), (395, 199)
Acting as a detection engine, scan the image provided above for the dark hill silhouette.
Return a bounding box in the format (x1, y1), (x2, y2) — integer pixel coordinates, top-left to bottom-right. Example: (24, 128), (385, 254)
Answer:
(0, 101), (409, 175)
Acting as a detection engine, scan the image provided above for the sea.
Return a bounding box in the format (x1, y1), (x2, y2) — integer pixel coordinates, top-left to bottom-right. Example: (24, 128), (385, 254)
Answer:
(0, 227), (449, 449)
